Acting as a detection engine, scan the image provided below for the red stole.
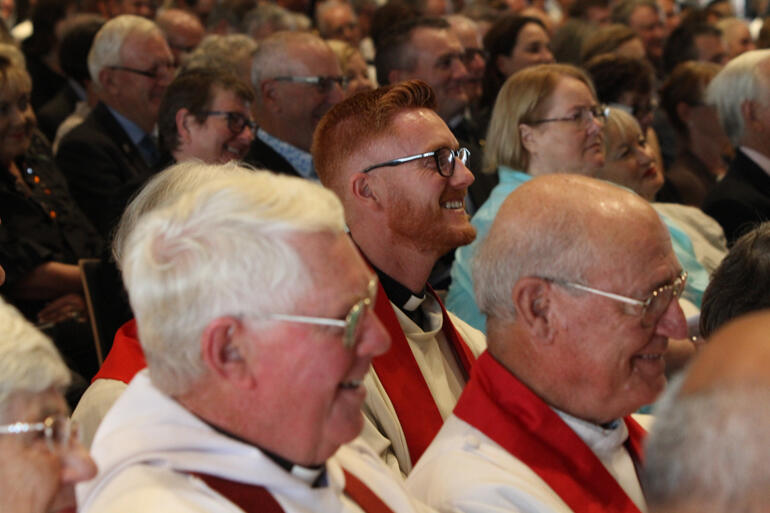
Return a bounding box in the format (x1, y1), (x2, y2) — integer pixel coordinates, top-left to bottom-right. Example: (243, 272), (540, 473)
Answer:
(192, 469), (395, 513)
(371, 281), (476, 465)
(92, 319), (147, 384)
(454, 351), (646, 513)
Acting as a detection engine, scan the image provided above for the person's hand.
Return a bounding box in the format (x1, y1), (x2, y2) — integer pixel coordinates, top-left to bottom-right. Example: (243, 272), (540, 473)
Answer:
(37, 293), (87, 326)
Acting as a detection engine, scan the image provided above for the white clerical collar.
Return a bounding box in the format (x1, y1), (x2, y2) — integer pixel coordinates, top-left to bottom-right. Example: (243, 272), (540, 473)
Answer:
(551, 408), (628, 458)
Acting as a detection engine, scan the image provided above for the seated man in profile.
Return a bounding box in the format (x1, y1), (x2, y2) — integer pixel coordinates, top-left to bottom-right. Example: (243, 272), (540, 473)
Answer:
(407, 175), (688, 513)
(78, 167), (427, 513)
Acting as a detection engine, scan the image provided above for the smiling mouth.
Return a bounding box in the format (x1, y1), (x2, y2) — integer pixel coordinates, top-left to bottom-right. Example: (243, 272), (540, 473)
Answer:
(441, 200), (465, 210)
(339, 379), (363, 389)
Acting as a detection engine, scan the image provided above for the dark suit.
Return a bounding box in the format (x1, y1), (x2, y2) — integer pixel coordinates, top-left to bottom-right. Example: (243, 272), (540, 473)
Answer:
(703, 149), (770, 245)
(243, 136), (302, 177)
(37, 83), (80, 142)
(56, 102), (155, 238)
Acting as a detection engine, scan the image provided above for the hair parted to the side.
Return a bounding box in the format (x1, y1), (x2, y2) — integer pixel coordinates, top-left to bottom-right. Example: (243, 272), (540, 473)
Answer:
(706, 49), (770, 145)
(0, 298), (70, 421)
(660, 60), (721, 138)
(313, 79), (436, 197)
(699, 222), (770, 338)
(121, 168), (346, 396)
(0, 44), (31, 96)
(88, 15), (162, 89)
(484, 63), (596, 173)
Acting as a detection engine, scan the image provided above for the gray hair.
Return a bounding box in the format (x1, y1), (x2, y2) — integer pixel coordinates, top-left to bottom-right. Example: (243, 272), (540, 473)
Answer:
(472, 177), (604, 323)
(644, 377), (770, 513)
(243, 4), (300, 40)
(88, 14), (163, 89)
(121, 168), (346, 396)
(706, 49), (770, 145)
(182, 34), (258, 80)
(0, 298), (70, 421)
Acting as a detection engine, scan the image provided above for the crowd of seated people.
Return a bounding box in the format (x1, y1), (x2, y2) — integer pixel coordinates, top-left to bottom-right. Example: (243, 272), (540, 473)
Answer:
(2, 0), (770, 511)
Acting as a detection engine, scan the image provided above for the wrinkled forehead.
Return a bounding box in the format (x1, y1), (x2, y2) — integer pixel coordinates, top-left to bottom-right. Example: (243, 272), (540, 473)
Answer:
(1, 388), (67, 423)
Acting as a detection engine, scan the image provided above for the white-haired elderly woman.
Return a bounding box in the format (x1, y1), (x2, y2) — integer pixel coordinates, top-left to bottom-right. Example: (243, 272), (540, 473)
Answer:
(0, 298), (96, 513)
(596, 107), (728, 312)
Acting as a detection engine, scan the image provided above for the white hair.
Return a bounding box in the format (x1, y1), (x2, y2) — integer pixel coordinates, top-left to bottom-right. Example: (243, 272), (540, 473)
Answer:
(0, 298), (70, 421)
(706, 49), (770, 145)
(644, 377), (770, 513)
(88, 14), (163, 89)
(121, 170), (347, 396)
(472, 181), (602, 323)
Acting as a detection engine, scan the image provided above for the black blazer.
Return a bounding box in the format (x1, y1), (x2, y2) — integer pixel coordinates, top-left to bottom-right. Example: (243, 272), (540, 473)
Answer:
(703, 149), (770, 245)
(37, 83), (79, 142)
(244, 136), (302, 177)
(55, 102), (155, 238)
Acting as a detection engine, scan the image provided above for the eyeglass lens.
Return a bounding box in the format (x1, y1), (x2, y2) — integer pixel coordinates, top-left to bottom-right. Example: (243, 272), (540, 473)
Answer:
(641, 276), (685, 326)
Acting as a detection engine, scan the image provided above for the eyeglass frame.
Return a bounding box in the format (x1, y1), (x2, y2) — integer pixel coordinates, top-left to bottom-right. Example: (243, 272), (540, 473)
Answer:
(199, 110), (257, 134)
(527, 104), (610, 127)
(271, 75), (349, 93)
(360, 147), (471, 177)
(107, 62), (176, 80)
(544, 270), (688, 326)
(259, 277), (378, 349)
(0, 415), (78, 452)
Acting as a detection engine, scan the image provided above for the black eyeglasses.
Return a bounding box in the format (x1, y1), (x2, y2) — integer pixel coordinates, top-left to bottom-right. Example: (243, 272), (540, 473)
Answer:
(272, 75), (349, 93)
(528, 104), (609, 127)
(108, 62), (176, 80)
(361, 147), (470, 177)
(545, 270), (687, 328)
(462, 48), (488, 65)
(200, 111), (256, 134)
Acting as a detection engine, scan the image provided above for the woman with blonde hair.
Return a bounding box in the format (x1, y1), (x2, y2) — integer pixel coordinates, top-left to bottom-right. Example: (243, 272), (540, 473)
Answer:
(447, 63), (606, 331)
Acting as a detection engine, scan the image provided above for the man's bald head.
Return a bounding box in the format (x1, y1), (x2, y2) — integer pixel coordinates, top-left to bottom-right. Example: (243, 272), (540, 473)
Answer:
(644, 310), (770, 513)
(474, 174), (667, 325)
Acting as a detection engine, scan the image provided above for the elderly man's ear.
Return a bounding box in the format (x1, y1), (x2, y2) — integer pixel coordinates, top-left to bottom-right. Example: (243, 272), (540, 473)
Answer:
(512, 277), (556, 342)
(200, 317), (256, 389)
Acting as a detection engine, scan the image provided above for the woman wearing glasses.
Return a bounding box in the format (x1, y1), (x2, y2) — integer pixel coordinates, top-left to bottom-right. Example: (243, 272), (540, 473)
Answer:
(597, 107), (726, 308)
(0, 298), (96, 513)
(446, 63), (606, 332)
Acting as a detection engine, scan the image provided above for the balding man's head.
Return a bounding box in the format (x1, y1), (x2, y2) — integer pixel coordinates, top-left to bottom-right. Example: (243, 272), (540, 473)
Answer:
(644, 310), (770, 513)
(474, 175), (687, 424)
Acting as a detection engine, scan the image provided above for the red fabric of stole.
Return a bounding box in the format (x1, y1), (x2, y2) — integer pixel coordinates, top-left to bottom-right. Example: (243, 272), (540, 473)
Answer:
(454, 351), (646, 513)
(370, 281), (476, 465)
(91, 318), (147, 384)
(192, 469), (395, 513)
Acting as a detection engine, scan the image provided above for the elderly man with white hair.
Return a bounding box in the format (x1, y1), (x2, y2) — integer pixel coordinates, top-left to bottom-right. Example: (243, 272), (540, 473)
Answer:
(0, 298), (96, 513)
(77, 167), (428, 513)
(407, 174), (688, 513)
(56, 14), (174, 238)
(703, 49), (770, 245)
(644, 310), (770, 513)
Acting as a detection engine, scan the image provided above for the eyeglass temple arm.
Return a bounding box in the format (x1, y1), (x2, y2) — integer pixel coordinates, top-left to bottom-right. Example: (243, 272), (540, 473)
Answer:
(564, 282), (646, 307)
(269, 314), (347, 328)
(0, 422), (45, 434)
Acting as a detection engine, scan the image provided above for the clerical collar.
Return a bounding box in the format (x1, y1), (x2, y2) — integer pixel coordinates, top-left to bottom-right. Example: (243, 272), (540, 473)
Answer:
(207, 421), (327, 486)
(371, 264), (426, 313)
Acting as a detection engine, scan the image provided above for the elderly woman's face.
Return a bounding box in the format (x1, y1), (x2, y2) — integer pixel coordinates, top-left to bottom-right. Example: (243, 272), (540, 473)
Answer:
(0, 388), (96, 513)
(0, 75), (36, 165)
(597, 119), (663, 201)
(522, 76), (605, 175)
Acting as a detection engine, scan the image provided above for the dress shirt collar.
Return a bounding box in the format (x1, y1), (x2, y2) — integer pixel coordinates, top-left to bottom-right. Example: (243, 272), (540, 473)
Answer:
(257, 128), (317, 180)
(106, 104), (150, 147)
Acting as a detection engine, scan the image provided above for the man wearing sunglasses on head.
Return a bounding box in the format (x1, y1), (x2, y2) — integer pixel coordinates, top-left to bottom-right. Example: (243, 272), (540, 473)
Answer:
(56, 15), (175, 239)
(245, 31), (346, 181)
(0, 297), (96, 513)
(407, 174), (689, 513)
(313, 80), (487, 477)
